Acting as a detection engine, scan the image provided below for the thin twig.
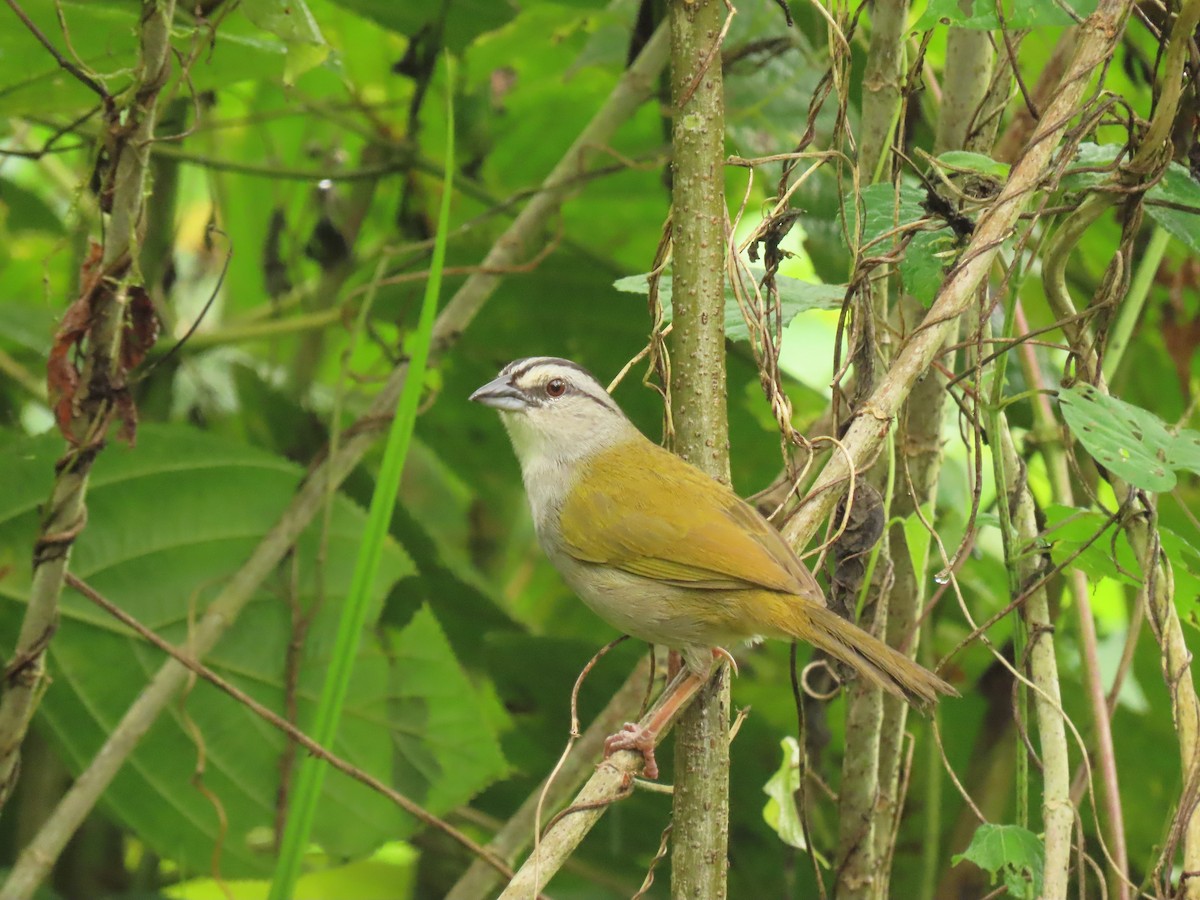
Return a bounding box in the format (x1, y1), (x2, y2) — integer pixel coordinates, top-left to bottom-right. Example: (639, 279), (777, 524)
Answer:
(3, 0), (111, 100)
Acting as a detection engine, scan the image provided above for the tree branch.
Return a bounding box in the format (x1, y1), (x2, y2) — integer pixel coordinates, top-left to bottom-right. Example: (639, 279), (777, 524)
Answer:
(666, 0), (733, 894)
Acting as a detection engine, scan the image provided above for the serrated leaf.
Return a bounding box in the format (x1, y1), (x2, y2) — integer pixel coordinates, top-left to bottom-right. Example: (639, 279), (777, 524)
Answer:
(846, 182), (927, 250)
(1162, 527), (1200, 609)
(613, 266), (845, 342)
(1057, 384), (1177, 491)
(952, 823), (1043, 899)
(840, 181), (957, 303)
(387, 606), (508, 813)
(900, 228), (955, 305)
(0, 426), (505, 877)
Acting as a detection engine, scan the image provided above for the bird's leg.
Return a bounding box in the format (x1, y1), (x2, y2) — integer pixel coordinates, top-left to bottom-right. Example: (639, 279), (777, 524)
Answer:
(602, 649), (731, 779)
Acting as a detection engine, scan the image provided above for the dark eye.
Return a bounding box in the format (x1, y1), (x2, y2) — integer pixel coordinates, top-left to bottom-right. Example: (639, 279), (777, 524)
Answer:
(545, 378), (567, 398)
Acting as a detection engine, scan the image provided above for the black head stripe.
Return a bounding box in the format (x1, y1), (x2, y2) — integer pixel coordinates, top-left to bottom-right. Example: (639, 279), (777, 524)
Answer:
(496, 357), (620, 413)
(502, 357), (599, 384)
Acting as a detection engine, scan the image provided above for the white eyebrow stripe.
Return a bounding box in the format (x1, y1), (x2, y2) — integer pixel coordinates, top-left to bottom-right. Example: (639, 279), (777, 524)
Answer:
(499, 358), (621, 413)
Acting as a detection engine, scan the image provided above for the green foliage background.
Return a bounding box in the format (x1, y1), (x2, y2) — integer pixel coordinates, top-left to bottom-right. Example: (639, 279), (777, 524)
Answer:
(0, 0), (1197, 897)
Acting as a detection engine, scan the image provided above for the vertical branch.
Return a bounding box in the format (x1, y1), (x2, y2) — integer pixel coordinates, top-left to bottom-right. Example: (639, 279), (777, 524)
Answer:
(0, 0), (177, 811)
(858, 0), (910, 181)
(837, 8), (917, 879)
(871, 32), (998, 893)
(933, 30), (994, 153)
(838, 3), (917, 882)
(667, 0), (731, 896)
(1134, 508), (1200, 899)
(837, 614), (887, 900)
(990, 412), (1073, 900)
(1015, 323), (1129, 900)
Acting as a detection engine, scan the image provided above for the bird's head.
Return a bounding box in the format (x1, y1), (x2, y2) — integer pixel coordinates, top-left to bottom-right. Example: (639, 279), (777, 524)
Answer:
(470, 357), (638, 468)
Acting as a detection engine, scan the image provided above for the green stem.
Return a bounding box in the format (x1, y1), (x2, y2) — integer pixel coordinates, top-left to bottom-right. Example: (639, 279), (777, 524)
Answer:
(1102, 225), (1169, 382)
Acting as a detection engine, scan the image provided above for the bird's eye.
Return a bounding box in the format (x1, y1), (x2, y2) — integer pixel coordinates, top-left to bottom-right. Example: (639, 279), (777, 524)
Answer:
(545, 378), (567, 398)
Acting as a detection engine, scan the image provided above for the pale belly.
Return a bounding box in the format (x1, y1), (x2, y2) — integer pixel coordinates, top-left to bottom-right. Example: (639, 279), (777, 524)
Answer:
(548, 548), (745, 649)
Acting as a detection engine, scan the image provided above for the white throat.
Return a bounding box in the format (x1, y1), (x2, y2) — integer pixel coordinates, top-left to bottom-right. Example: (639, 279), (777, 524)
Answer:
(499, 408), (636, 527)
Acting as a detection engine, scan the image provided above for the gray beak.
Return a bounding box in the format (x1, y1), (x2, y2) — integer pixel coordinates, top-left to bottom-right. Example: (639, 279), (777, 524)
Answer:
(470, 375), (529, 411)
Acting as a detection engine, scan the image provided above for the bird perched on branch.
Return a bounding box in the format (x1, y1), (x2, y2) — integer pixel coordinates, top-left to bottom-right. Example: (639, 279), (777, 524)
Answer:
(472, 357), (955, 777)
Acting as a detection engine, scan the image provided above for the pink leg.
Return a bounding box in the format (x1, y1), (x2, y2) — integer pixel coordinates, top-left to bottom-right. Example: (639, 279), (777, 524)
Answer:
(602, 651), (732, 778)
(605, 723), (662, 780)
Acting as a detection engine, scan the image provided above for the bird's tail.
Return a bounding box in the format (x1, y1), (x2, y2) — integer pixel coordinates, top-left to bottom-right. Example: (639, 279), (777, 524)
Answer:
(763, 594), (956, 706)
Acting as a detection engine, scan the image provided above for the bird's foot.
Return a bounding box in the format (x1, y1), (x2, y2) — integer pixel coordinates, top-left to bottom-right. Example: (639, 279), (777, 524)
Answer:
(604, 722), (659, 780)
(712, 646), (739, 677)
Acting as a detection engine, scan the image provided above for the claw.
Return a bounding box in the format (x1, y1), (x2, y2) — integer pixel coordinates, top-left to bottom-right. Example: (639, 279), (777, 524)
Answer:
(712, 646), (738, 677)
(604, 722), (659, 780)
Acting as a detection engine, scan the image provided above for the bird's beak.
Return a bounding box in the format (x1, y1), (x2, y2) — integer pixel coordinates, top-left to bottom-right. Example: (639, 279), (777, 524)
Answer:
(470, 375), (529, 411)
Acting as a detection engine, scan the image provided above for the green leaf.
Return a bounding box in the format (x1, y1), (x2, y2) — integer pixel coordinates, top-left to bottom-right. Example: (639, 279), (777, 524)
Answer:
(952, 823), (1044, 899)
(936, 151), (1011, 179)
(1145, 162), (1200, 254)
(915, 0), (1096, 30)
(901, 503), (934, 581)
(326, 0), (514, 51)
(1058, 383), (1200, 492)
(1060, 143), (1123, 192)
(840, 181), (959, 304)
(240, 0), (329, 83)
(388, 606), (509, 814)
(613, 266), (846, 341)
(762, 737), (807, 850)
(0, 1), (297, 116)
(0, 426), (504, 877)
(0, 177), (65, 234)
(1162, 527), (1200, 610)
(1042, 504), (1139, 587)
(847, 182), (927, 250)
(1060, 144), (1200, 252)
(169, 844), (418, 900)
(900, 228), (955, 306)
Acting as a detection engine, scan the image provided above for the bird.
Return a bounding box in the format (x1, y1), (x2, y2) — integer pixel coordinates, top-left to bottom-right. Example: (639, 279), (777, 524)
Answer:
(471, 356), (955, 777)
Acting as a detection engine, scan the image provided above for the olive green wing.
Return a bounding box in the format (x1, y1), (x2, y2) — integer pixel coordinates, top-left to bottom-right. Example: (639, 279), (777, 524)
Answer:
(559, 438), (822, 598)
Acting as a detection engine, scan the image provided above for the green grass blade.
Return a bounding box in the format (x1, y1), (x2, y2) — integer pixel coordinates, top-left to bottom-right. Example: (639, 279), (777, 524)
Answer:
(269, 53), (456, 900)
